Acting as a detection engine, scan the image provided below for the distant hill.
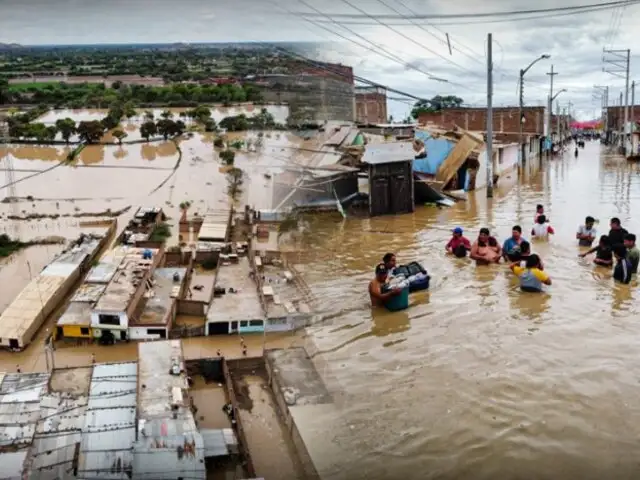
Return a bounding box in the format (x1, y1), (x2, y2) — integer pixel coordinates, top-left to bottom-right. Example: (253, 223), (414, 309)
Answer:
(0, 43), (24, 51)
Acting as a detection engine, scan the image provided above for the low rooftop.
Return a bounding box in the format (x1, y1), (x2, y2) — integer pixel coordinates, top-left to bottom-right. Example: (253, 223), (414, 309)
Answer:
(94, 247), (160, 312)
(207, 257), (264, 325)
(133, 267), (186, 326)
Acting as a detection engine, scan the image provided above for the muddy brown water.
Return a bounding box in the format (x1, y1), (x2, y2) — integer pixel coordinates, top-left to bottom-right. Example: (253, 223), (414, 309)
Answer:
(297, 142), (640, 480)
(3, 124), (639, 477)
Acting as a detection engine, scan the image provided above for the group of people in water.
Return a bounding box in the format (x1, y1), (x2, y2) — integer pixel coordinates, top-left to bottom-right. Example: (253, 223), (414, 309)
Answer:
(370, 205), (640, 305)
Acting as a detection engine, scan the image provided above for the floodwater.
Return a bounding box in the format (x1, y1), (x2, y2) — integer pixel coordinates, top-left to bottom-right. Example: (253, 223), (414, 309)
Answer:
(296, 141), (640, 479)
(4, 109), (638, 477)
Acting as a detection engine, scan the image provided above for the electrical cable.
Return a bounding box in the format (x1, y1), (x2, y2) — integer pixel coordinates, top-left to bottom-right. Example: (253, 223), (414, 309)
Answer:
(294, 0), (640, 20)
(303, 2), (640, 26)
(334, 0), (485, 80)
(289, 0), (456, 85)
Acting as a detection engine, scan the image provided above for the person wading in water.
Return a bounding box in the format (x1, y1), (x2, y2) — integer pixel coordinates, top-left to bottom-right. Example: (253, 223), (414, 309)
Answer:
(369, 264), (401, 307)
(470, 228), (502, 264)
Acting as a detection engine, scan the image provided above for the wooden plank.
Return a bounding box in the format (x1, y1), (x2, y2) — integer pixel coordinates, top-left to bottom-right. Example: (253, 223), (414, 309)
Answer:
(435, 132), (484, 185)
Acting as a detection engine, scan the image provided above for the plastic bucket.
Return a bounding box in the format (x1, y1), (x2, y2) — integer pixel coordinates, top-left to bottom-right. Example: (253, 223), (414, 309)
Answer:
(385, 286), (410, 311)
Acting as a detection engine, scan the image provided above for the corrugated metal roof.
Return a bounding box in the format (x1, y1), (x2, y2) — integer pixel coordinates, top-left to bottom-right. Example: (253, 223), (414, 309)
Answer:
(0, 373), (48, 403)
(362, 142), (416, 165)
(79, 429), (135, 480)
(78, 362), (138, 480)
(0, 451), (27, 479)
(87, 363), (137, 410)
(201, 428), (229, 457)
(132, 420), (205, 480)
(30, 432), (81, 475)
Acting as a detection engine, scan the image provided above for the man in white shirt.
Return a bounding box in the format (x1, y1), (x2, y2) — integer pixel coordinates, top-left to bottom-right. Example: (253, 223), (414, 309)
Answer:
(576, 216), (597, 247)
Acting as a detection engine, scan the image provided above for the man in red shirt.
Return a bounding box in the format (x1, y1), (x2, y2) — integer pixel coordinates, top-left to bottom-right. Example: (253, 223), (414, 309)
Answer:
(446, 227), (471, 257)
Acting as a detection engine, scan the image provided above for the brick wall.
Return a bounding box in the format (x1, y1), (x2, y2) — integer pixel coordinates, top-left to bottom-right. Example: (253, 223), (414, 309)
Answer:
(418, 107), (546, 134)
(605, 106), (640, 129)
(355, 92), (388, 124)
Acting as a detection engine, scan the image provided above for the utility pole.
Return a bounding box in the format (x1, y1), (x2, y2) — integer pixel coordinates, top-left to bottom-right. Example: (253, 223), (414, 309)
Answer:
(546, 65), (558, 152)
(620, 91), (624, 141)
(603, 48), (631, 153)
(519, 70), (524, 167)
(632, 81), (636, 134)
(557, 100), (561, 144)
(486, 33), (493, 198)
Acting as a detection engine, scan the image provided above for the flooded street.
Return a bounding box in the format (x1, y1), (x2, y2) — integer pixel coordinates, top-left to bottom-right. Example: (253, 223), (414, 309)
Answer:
(298, 141), (640, 479)
(2, 109), (640, 478)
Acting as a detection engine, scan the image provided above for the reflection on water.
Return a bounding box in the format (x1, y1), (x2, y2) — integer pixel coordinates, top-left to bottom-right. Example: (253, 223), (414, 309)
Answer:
(299, 142), (640, 479)
(4, 133), (640, 477)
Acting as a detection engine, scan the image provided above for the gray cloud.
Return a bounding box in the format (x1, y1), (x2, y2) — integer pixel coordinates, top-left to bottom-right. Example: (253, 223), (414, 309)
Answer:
(1, 0), (639, 120)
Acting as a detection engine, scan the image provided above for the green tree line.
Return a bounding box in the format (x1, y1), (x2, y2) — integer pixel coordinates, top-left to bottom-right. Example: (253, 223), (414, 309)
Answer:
(2, 81), (263, 108)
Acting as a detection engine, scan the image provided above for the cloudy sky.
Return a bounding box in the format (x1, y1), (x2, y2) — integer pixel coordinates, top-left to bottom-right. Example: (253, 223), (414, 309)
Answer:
(1, 0), (639, 120)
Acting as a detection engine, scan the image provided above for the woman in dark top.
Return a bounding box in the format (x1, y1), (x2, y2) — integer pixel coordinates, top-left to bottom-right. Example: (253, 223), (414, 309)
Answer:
(580, 235), (613, 267)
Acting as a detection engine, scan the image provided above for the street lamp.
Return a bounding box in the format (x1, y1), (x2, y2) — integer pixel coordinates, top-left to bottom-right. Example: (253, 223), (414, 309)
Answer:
(519, 54), (550, 167)
(552, 88), (567, 102)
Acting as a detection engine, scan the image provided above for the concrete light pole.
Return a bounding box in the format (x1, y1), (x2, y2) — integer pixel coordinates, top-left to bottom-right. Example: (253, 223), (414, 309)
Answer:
(519, 54), (550, 167)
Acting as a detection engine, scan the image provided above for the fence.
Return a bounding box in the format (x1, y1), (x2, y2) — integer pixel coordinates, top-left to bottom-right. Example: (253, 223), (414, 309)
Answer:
(222, 358), (257, 478)
(264, 351), (321, 480)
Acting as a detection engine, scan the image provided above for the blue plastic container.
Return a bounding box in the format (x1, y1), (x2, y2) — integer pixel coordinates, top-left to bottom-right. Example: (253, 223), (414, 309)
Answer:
(409, 275), (430, 293)
(385, 286), (410, 311)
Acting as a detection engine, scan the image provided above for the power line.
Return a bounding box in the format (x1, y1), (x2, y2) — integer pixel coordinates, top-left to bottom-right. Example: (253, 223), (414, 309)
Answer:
(303, 2), (640, 26)
(293, 0), (640, 20)
(293, 0), (451, 84)
(334, 0), (485, 79)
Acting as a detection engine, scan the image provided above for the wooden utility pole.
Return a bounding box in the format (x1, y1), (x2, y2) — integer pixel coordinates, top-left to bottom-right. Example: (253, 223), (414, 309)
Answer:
(486, 33), (493, 198)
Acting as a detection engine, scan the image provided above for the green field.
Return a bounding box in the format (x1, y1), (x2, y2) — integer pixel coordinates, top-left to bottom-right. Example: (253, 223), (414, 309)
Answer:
(8, 81), (61, 91)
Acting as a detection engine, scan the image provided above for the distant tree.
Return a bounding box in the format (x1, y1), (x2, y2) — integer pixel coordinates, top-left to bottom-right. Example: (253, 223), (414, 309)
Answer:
(123, 101), (136, 120)
(76, 120), (105, 144)
(411, 95), (464, 119)
(144, 110), (155, 121)
(213, 137), (225, 148)
(140, 120), (157, 141)
(219, 149), (235, 165)
(156, 119), (184, 140)
(43, 126), (58, 142)
(111, 80), (123, 90)
(226, 167), (244, 203)
(160, 109), (173, 120)
(112, 129), (128, 145)
(179, 200), (192, 222)
(55, 118), (76, 144)
(190, 105), (212, 124)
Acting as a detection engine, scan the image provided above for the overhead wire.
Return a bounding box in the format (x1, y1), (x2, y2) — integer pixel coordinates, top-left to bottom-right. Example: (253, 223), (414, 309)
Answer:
(292, 0), (449, 83)
(294, 0), (640, 20)
(334, 0), (486, 80)
(303, 1), (640, 26)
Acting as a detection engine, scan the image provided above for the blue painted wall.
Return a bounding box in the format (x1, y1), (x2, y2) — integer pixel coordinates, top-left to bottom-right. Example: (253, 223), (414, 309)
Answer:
(413, 130), (456, 175)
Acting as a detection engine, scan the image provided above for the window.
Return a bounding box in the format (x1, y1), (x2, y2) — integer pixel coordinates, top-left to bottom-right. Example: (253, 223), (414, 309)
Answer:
(269, 318), (287, 325)
(249, 320), (264, 327)
(80, 327), (90, 336)
(240, 321), (248, 327)
(98, 314), (120, 326)
(147, 328), (167, 339)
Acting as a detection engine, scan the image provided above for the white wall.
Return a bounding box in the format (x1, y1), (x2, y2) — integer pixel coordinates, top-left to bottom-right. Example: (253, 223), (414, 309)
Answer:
(90, 310), (128, 331)
(129, 326), (168, 340)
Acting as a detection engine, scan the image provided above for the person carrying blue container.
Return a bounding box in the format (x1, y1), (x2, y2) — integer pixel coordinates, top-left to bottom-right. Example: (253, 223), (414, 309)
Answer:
(369, 263), (402, 307)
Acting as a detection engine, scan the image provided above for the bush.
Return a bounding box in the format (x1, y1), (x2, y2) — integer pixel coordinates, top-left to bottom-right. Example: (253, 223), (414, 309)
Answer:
(219, 149), (235, 165)
(149, 223), (172, 242)
(213, 137), (224, 148)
